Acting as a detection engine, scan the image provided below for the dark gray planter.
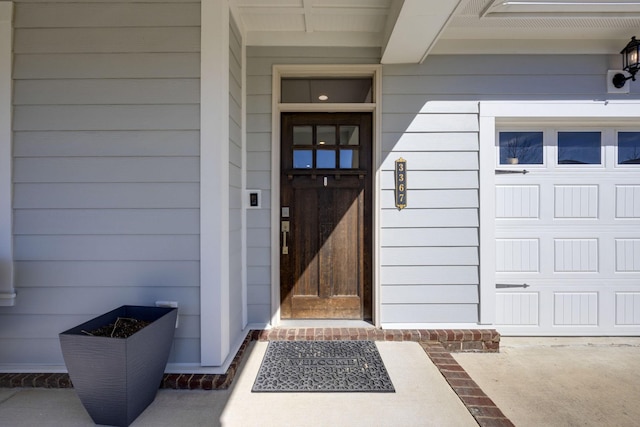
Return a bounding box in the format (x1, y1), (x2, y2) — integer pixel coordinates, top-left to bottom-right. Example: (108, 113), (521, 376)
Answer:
(59, 305), (177, 427)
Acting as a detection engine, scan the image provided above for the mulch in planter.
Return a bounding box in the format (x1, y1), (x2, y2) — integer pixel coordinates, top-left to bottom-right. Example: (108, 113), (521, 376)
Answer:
(81, 317), (151, 338)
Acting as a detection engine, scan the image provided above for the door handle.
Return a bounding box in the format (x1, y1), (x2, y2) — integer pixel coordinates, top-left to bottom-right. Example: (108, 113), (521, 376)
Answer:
(281, 221), (290, 255)
(495, 169), (529, 175)
(496, 283), (530, 289)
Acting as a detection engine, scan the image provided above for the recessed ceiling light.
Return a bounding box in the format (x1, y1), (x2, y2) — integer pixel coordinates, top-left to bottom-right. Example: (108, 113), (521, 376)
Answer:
(318, 94), (329, 101)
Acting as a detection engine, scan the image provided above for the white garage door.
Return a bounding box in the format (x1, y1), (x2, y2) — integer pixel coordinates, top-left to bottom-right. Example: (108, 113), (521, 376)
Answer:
(495, 128), (640, 335)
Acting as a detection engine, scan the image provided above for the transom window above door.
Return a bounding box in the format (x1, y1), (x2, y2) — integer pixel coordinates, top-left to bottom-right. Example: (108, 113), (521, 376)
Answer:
(292, 125), (360, 170)
(281, 78), (373, 103)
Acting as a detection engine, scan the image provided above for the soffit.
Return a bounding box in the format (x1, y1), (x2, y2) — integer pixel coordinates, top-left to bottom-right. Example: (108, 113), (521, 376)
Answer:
(231, 0), (640, 62)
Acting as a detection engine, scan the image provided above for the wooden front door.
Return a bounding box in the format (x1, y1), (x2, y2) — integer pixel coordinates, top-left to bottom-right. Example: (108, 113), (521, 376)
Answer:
(280, 113), (372, 320)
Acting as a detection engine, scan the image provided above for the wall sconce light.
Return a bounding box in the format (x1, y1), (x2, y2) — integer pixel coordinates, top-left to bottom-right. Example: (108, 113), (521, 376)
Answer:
(612, 36), (639, 89)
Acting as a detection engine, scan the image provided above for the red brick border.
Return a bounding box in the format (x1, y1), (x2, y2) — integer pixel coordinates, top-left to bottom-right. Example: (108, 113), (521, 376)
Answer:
(0, 328), (499, 391)
(421, 342), (514, 427)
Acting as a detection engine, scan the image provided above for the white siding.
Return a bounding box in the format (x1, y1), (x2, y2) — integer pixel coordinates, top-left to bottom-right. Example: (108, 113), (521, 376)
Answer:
(3, 1), (201, 366)
(381, 61), (480, 324)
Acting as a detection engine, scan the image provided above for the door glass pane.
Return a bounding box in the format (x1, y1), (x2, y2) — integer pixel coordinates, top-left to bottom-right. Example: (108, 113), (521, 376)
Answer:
(293, 126), (313, 145)
(618, 132), (640, 164)
(316, 150), (336, 168)
(317, 126), (336, 146)
(340, 126), (359, 145)
(340, 149), (359, 169)
(558, 132), (601, 165)
(293, 150), (313, 169)
(499, 132), (543, 164)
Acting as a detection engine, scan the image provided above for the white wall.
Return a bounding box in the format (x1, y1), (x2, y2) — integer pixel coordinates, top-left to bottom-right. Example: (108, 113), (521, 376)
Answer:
(1, 0), (201, 366)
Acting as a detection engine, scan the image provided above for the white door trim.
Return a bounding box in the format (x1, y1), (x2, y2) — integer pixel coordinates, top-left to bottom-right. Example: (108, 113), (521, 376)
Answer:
(0, 2), (14, 306)
(270, 64), (383, 326)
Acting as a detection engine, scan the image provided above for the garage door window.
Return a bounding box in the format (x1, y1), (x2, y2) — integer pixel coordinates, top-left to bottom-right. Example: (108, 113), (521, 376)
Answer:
(618, 132), (640, 165)
(499, 131), (543, 164)
(558, 131), (601, 165)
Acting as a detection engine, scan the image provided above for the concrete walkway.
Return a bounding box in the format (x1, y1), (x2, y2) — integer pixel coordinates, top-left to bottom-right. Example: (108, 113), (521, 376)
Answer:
(0, 341), (477, 427)
(1, 338), (639, 426)
(454, 337), (640, 427)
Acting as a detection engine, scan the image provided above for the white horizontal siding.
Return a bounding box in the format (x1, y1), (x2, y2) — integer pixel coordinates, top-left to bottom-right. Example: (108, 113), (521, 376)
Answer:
(381, 247), (478, 266)
(380, 170), (478, 189)
(14, 131), (199, 157)
(380, 151), (478, 170)
(14, 209), (199, 235)
(14, 157), (199, 183)
(14, 27), (200, 53)
(380, 189), (478, 209)
(381, 228), (478, 246)
(14, 53), (200, 79)
(14, 235), (199, 261)
(380, 209), (478, 229)
(14, 79), (200, 105)
(381, 285), (479, 304)
(14, 183), (199, 208)
(14, 105), (200, 131)
(4, 1), (202, 367)
(5, 286), (200, 316)
(383, 75), (602, 97)
(383, 113), (478, 133)
(380, 72), (479, 324)
(381, 304), (478, 323)
(381, 266), (478, 285)
(382, 132), (478, 152)
(15, 261), (199, 288)
(14, 3), (200, 28)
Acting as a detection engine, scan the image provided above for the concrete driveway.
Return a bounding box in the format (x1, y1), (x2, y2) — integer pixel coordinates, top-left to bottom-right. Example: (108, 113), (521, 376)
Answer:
(454, 337), (640, 427)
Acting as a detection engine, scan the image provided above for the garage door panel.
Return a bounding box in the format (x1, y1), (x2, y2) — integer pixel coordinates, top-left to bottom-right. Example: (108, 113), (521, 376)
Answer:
(554, 292), (598, 326)
(616, 185), (640, 218)
(554, 239), (599, 272)
(496, 292), (539, 325)
(615, 239), (640, 272)
(496, 239), (539, 272)
(495, 127), (640, 335)
(496, 185), (539, 218)
(616, 293), (640, 325)
(554, 185), (598, 218)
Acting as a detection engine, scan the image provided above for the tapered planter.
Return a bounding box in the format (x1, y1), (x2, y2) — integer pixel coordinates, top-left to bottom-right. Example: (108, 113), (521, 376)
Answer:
(59, 305), (177, 427)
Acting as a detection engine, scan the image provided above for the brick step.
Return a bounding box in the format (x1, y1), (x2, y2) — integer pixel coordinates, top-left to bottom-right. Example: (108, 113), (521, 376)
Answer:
(0, 328), (499, 390)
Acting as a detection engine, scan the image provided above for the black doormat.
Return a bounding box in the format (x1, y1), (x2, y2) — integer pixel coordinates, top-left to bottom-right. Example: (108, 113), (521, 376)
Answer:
(252, 340), (395, 392)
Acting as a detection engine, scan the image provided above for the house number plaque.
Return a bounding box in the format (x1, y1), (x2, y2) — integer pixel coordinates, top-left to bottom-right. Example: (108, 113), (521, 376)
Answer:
(394, 157), (407, 210)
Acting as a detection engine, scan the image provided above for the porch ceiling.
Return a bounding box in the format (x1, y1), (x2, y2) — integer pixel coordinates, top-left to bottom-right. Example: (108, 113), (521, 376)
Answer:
(230, 0), (640, 63)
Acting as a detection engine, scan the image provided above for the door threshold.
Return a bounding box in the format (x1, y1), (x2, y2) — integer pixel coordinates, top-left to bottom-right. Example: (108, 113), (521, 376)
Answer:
(277, 319), (375, 329)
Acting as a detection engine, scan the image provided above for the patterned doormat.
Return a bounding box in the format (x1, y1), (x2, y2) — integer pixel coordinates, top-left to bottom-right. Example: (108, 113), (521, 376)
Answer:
(252, 340), (395, 392)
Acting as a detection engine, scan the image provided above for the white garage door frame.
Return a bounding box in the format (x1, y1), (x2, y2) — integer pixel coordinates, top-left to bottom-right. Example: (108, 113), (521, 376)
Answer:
(479, 100), (640, 336)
